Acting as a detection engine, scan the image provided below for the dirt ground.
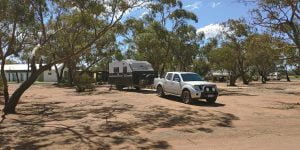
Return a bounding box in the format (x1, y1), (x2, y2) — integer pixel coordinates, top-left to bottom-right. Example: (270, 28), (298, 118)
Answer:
(0, 81), (300, 150)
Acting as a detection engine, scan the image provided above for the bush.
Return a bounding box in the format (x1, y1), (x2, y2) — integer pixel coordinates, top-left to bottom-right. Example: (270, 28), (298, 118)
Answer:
(74, 73), (95, 92)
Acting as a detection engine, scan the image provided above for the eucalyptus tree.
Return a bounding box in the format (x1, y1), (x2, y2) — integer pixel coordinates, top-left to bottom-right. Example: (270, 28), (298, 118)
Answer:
(245, 34), (281, 83)
(172, 25), (203, 71)
(79, 28), (122, 74)
(124, 0), (199, 76)
(193, 38), (218, 77)
(209, 44), (241, 86)
(0, 0), (144, 114)
(221, 19), (252, 85)
(249, 0), (300, 73)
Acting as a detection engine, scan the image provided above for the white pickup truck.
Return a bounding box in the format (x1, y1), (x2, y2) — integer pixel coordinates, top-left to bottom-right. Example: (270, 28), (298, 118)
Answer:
(154, 72), (218, 104)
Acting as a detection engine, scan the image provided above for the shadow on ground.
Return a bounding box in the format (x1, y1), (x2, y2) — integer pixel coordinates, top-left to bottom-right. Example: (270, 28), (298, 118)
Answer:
(264, 101), (300, 110)
(121, 89), (156, 94)
(162, 95), (225, 107)
(219, 89), (257, 96)
(0, 100), (238, 149)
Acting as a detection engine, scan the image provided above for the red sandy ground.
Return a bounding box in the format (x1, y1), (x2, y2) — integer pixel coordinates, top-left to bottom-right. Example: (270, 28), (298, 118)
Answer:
(0, 81), (300, 150)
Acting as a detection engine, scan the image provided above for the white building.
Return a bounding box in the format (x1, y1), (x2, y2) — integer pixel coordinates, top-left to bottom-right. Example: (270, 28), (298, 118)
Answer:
(1, 64), (66, 82)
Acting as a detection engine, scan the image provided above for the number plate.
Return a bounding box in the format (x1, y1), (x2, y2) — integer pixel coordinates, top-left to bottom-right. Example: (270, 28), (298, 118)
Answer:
(207, 94), (215, 98)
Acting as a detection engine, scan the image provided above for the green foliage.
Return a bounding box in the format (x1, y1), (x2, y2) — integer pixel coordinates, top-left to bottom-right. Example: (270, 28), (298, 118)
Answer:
(245, 34), (281, 75)
(251, 0), (300, 56)
(193, 60), (210, 77)
(74, 73), (95, 92)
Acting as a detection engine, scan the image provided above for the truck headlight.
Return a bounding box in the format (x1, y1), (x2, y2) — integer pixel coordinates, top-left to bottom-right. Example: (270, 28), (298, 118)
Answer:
(193, 86), (200, 91)
(212, 87), (216, 92)
(206, 88), (210, 92)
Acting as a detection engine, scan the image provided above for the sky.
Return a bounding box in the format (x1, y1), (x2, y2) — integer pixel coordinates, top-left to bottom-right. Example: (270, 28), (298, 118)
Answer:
(125, 0), (256, 39)
(184, 0), (255, 38)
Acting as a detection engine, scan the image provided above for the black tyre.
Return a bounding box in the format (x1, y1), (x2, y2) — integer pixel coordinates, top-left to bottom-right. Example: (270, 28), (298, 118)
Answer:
(156, 85), (165, 97)
(206, 97), (217, 104)
(134, 86), (141, 90)
(182, 90), (193, 104)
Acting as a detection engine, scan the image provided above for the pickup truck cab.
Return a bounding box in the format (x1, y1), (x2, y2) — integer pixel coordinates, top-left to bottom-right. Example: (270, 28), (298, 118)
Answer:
(154, 72), (218, 104)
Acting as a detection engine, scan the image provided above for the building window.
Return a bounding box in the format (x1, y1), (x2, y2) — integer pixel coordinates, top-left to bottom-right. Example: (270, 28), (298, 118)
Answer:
(114, 67), (119, 73)
(48, 72), (52, 75)
(123, 66), (127, 74)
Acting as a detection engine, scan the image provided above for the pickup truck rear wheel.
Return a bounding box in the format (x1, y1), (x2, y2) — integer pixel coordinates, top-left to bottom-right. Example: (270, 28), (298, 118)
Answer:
(182, 90), (193, 104)
(156, 85), (165, 97)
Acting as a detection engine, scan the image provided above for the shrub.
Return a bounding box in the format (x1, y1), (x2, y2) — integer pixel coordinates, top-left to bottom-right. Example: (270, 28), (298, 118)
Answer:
(74, 73), (95, 92)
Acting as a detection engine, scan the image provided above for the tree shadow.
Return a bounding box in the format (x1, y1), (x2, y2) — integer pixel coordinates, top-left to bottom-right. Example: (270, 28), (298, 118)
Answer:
(121, 89), (157, 94)
(132, 105), (238, 132)
(219, 89), (257, 96)
(279, 91), (300, 96)
(264, 101), (300, 110)
(0, 100), (238, 149)
(71, 88), (118, 96)
(193, 100), (226, 107)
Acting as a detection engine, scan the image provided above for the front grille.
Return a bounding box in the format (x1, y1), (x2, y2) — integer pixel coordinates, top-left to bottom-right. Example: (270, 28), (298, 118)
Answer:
(204, 86), (216, 93)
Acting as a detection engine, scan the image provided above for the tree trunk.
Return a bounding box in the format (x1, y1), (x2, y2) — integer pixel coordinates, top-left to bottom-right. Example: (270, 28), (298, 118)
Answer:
(54, 64), (65, 84)
(68, 67), (74, 86)
(242, 74), (250, 85)
(261, 75), (267, 84)
(66, 61), (76, 86)
(160, 64), (165, 78)
(15, 72), (19, 83)
(54, 64), (60, 84)
(27, 58), (30, 80)
(228, 75), (237, 86)
(1, 59), (9, 107)
(59, 65), (65, 82)
(3, 68), (47, 114)
(285, 68), (291, 82)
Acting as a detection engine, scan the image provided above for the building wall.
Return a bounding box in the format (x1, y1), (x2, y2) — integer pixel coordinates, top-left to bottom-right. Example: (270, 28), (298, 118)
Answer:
(43, 70), (58, 82)
(5, 71), (31, 82)
(3, 65), (67, 82)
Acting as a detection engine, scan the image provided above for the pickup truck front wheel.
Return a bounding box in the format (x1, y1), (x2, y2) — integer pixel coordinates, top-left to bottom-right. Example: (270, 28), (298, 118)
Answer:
(182, 90), (193, 104)
(157, 85), (165, 97)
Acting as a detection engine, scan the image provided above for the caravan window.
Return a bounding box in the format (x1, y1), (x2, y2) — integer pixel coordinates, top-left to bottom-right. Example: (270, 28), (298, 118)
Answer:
(123, 67), (127, 74)
(113, 67), (119, 73)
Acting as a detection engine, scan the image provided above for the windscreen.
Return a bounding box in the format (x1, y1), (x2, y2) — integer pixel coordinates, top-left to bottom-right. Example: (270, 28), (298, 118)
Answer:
(181, 73), (204, 81)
